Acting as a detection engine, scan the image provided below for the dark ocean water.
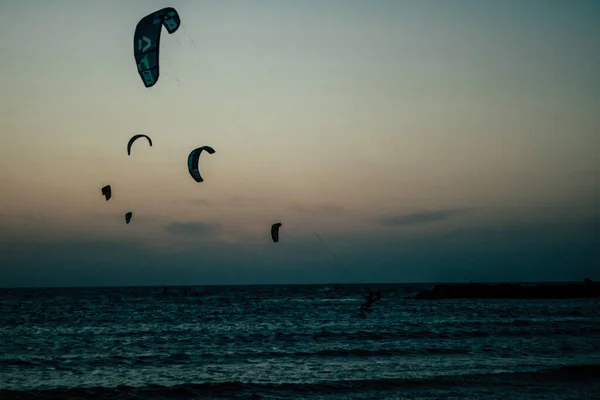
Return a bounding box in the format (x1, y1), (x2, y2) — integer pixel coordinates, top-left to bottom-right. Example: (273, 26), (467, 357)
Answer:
(1, 283), (600, 399)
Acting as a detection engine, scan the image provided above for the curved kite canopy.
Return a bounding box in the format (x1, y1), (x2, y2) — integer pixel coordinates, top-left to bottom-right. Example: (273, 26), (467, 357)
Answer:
(187, 146), (216, 182)
(127, 134), (153, 155)
(125, 212), (133, 224)
(271, 222), (282, 243)
(101, 185), (112, 201)
(134, 7), (181, 88)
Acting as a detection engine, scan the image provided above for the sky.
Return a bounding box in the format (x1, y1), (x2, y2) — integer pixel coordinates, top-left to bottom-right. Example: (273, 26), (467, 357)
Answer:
(0, 0), (599, 287)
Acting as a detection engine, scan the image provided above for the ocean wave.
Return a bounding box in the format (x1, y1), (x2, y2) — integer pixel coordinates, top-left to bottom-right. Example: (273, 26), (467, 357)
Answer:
(1, 364), (598, 399)
(0, 347), (468, 369)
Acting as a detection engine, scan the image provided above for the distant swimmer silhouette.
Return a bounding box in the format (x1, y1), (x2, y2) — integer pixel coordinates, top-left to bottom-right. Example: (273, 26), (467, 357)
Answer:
(359, 289), (382, 313)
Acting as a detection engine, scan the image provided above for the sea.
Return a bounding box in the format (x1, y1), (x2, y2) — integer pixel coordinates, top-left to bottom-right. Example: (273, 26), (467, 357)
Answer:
(1, 283), (599, 399)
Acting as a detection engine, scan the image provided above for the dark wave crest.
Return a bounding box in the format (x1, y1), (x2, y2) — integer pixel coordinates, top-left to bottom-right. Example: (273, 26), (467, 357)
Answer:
(2, 363), (598, 399)
(0, 347), (468, 370)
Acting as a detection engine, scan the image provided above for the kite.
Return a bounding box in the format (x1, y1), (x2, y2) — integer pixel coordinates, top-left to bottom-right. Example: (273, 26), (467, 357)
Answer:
(271, 222), (282, 243)
(101, 185), (112, 201)
(125, 212), (133, 224)
(127, 134), (153, 155)
(187, 146), (215, 182)
(133, 7), (181, 87)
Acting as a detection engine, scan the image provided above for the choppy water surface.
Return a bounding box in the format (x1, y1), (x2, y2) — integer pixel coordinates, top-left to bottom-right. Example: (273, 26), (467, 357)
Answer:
(1, 284), (600, 399)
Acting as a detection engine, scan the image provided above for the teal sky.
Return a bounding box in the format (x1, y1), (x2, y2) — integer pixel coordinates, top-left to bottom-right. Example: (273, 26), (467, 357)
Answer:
(1, 0), (599, 287)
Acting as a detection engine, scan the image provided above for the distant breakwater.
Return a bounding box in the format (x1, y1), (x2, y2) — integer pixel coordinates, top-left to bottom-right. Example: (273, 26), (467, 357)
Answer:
(410, 279), (600, 299)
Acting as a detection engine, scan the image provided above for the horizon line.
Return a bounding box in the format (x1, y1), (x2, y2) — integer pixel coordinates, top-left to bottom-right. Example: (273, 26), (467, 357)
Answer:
(1, 279), (592, 290)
